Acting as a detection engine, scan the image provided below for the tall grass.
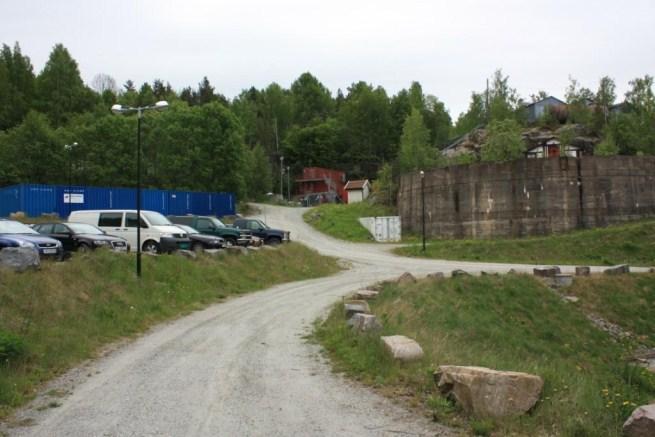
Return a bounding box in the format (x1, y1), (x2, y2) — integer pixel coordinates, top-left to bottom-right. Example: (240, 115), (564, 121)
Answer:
(396, 220), (655, 266)
(314, 273), (655, 436)
(0, 244), (339, 419)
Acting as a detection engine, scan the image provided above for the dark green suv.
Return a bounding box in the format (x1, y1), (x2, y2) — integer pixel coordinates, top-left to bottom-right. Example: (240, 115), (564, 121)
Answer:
(168, 215), (251, 246)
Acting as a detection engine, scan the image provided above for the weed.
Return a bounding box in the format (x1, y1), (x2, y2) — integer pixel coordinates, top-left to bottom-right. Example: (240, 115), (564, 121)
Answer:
(0, 331), (27, 363)
(470, 418), (495, 436)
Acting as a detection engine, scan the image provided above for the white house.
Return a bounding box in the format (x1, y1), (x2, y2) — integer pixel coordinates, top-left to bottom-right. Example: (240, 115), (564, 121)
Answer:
(344, 179), (371, 204)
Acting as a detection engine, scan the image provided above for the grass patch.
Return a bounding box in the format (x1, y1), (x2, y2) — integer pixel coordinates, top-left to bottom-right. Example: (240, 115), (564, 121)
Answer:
(396, 220), (655, 266)
(0, 243), (339, 419)
(303, 202), (395, 242)
(314, 273), (655, 436)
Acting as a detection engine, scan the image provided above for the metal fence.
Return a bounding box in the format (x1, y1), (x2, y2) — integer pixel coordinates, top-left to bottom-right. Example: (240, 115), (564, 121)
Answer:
(0, 183), (236, 218)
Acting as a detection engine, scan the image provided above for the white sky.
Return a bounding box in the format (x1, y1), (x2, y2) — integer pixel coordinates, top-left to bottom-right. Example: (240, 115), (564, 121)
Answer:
(2, 0), (654, 117)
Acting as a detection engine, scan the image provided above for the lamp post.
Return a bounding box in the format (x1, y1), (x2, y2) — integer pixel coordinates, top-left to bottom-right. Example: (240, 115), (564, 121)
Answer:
(111, 101), (169, 277)
(64, 142), (78, 217)
(286, 166), (290, 202)
(420, 170), (426, 252)
(280, 156), (284, 201)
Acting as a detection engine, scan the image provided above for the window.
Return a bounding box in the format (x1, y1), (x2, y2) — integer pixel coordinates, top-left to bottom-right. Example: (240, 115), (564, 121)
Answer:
(196, 218), (214, 231)
(36, 224), (53, 234)
(247, 221), (260, 230)
(53, 224), (69, 234)
(126, 213), (148, 228)
(99, 213), (123, 227)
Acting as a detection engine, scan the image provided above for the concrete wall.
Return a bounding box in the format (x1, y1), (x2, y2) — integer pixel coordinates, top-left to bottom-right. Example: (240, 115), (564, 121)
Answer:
(398, 156), (655, 239)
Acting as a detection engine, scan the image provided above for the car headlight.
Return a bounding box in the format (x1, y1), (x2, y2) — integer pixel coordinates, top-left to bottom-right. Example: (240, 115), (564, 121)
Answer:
(161, 233), (173, 238)
(17, 240), (36, 248)
(93, 240), (109, 245)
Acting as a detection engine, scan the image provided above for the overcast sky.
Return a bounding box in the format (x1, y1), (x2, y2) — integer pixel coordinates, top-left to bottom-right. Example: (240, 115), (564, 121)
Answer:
(2, 0), (654, 117)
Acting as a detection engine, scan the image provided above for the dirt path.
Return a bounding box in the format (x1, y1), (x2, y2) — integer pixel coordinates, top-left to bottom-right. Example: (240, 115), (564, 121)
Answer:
(5, 205), (639, 436)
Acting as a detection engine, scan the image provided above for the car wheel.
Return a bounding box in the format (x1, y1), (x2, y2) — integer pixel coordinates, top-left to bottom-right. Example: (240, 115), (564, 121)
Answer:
(267, 237), (282, 246)
(142, 240), (160, 254)
(192, 242), (204, 253)
(225, 237), (237, 247)
(78, 243), (91, 253)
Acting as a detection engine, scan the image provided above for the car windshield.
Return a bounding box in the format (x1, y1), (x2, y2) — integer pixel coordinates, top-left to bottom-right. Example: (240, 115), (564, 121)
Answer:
(142, 211), (172, 226)
(67, 223), (105, 235)
(211, 218), (226, 228)
(255, 220), (270, 229)
(0, 220), (39, 235)
(177, 225), (199, 234)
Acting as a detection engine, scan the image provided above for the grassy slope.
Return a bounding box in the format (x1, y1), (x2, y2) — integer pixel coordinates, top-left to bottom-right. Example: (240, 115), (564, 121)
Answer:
(314, 273), (655, 436)
(396, 220), (655, 267)
(0, 244), (339, 419)
(303, 202), (395, 242)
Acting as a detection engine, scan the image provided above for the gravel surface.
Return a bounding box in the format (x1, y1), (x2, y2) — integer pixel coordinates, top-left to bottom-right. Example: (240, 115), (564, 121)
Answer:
(5, 205), (647, 436)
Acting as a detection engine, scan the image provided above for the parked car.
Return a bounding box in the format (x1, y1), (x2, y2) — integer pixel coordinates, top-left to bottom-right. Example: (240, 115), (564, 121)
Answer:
(231, 218), (290, 245)
(69, 210), (191, 254)
(0, 219), (63, 259)
(33, 222), (130, 252)
(168, 215), (251, 247)
(174, 224), (225, 251)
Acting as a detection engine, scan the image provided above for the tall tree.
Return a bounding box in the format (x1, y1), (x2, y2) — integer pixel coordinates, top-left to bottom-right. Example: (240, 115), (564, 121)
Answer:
(290, 72), (333, 126)
(565, 76), (594, 125)
(595, 76), (616, 126)
(453, 92), (486, 136)
(0, 42), (36, 130)
(398, 108), (435, 172)
(481, 119), (525, 162)
(90, 73), (117, 94)
(35, 43), (96, 126)
(196, 76), (217, 105)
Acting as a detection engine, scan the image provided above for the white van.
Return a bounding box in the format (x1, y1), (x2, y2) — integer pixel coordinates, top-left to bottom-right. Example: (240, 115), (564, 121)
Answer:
(69, 210), (191, 253)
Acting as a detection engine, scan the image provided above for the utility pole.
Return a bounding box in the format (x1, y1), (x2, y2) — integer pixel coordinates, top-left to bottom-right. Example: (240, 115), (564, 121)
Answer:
(286, 166), (290, 201)
(280, 156), (284, 200)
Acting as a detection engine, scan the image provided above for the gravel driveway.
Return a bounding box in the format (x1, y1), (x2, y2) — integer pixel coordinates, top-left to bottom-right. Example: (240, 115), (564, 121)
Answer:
(5, 205), (636, 436)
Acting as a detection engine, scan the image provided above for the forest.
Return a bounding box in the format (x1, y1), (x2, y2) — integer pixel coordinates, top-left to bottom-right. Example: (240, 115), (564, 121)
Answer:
(1, 42), (654, 200)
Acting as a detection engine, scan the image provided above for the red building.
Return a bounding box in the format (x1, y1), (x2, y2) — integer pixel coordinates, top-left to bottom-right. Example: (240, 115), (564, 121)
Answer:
(295, 167), (347, 203)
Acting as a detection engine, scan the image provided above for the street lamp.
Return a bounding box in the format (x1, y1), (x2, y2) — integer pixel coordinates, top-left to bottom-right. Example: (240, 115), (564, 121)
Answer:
(280, 156), (284, 201)
(64, 142), (78, 218)
(286, 166), (290, 202)
(111, 101), (169, 277)
(420, 170), (426, 252)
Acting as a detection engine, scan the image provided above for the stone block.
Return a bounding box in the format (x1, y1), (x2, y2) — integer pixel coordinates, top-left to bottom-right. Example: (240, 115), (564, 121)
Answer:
(381, 335), (424, 362)
(354, 290), (378, 300)
(604, 264), (630, 275)
(348, 313), (382, 332)
(575, 266), (591, 276)
(0, 247), (40, 272)
(344, 300), (370, 319)
(533, 266), (561, 277)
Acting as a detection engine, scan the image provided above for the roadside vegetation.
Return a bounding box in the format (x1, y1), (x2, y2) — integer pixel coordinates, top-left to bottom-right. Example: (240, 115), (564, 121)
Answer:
(303, 202), (394, 242)
(396, 219), (655, 267)
(0, 244), (339, 419)
(314, 273), (655, 436)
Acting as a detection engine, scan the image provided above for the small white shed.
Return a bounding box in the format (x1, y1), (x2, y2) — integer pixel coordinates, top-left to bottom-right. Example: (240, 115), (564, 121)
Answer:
(345, 179), (371, 204)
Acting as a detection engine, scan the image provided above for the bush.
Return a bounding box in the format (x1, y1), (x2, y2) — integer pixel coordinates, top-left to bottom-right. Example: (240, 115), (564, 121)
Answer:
(0, 330), (27, 363)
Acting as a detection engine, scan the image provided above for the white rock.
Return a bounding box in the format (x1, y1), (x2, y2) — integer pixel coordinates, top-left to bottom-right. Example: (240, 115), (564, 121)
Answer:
(381, 335), (424, 362)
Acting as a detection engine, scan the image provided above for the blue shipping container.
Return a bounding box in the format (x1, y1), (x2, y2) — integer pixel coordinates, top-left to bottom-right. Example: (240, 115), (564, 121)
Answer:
(0, 183), (236, 219)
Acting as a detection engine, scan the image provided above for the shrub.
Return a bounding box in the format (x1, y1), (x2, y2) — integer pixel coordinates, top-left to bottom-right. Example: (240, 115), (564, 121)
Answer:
(0, 330), (27, 363)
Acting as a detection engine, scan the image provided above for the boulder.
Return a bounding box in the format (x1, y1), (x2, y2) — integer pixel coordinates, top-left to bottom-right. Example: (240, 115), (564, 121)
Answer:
(427, 272), (445, 281)
(623, 404), (655, 437)
(434, 365), (543, 418)
(650, 267), (655, 273)
(226, 246), (249, 256)
(451, 269), (471, 277)
(0, 247), (40, 272)
(344, 300), (370, 319)
(396, 272), (416, 285)
(381, 335), (424, 362)
(604, 264), (630, 275)
(533, 266), (561, 277)
(348, 313), (382, 332)
(575, 266), (591, 276)
(354, 289), (379, 300)
(546, 274), (573, 288)
(175, 250), (197, 259)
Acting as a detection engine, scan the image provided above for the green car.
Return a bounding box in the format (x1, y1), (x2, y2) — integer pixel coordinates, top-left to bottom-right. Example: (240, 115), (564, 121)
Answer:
(168, 215), (251, 246)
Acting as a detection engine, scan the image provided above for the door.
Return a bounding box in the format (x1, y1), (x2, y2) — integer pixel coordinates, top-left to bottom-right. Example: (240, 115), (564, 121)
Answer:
(195, 218), (218, 236)
(245, 220), (266, 239)
(125, 212), (150, 251)
(98, 212), (129, 247)
(52, 223), (75, 251)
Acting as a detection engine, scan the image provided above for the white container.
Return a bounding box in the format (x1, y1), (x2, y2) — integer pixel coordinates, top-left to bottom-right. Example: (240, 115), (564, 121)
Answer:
(358, 216), (401, 242)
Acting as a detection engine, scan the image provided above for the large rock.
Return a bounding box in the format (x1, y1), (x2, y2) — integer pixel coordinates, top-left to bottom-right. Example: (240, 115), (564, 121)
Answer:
(604, 264), (630, 275)
(623, 404), (655, 437)
(0, 247), (40, 272)
(434, 365), (543, 418)
(451, 269), (471, 277)
(344, 300), (370, 319)
(533, 266), (561, 277)
(396, 272), (416, 285)
(546, 274), (573, 288)
(354, 289), (379, 300)
(575, 266), (591, 276)
(348, 313), (382, 332)
(427, 272), (445, 281)
(381, 335), (424, 362)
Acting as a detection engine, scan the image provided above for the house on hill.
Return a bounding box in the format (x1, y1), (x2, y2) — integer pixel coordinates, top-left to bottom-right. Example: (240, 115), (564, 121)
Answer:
(525, 96), (567, 123)
(344, 179), (371, 204)
(295, 167), (347, 204)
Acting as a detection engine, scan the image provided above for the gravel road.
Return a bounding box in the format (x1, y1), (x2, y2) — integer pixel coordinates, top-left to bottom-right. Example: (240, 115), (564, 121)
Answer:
(5, 205), (639, 437)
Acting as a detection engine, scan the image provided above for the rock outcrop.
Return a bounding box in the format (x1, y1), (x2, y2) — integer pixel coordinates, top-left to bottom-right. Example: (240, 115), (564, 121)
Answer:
(434, 365), (543, 418)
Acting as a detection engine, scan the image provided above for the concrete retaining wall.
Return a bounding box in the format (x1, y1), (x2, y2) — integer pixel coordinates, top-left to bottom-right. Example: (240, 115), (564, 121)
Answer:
(398, 156), (655, 238)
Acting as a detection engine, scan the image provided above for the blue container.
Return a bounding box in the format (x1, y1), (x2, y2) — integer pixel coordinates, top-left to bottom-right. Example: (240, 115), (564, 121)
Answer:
(0, 183), (236, 219)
